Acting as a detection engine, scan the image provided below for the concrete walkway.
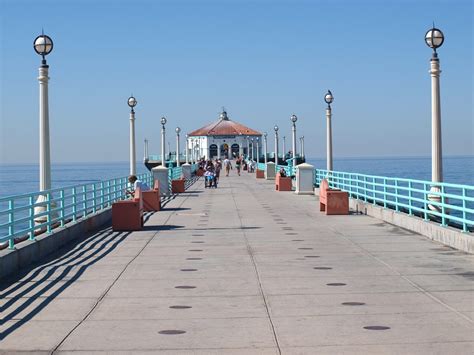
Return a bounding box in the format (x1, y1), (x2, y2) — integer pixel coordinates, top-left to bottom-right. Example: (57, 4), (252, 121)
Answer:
(1, 172), (473, 354)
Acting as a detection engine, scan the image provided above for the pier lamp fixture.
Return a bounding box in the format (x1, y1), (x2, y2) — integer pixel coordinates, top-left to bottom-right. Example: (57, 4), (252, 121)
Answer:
(160, 117), (167, 167)
(33, 32), (54, 228)
(185, 134), (189, 164)
(127, 96), (137, 175)
(274, 125), (279, 165)
(144, 139), (149, 162)
(324, 90), (334, 172)
(246, 135), (250, 159)
(282, 136), (286, 160)
(263, 132), (268, 164)
(175, 127), (181, 167)
(290, 114), (298, 164)
(425, 26), (445, 211)
(251, 137), (254, 160)
(256, 137), (260, 163)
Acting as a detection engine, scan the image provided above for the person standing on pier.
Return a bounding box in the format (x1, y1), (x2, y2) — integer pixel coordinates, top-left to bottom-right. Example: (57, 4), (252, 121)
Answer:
(235, 156), (242, 176)
(223, 158), (232, 176)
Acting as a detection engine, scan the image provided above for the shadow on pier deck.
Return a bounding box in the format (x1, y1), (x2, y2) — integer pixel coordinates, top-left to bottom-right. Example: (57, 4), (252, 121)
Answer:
(1, 173), (473, 354)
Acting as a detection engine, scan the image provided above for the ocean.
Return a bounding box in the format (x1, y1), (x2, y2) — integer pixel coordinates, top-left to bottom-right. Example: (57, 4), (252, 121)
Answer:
(0, 156), (472, 198)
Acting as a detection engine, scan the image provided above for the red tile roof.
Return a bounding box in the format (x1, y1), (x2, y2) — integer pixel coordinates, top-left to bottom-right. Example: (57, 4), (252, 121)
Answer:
(188, 116), (261, 137)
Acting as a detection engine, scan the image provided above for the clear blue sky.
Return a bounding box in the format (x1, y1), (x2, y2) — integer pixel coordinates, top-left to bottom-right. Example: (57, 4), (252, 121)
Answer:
(0, 0), (472, 163)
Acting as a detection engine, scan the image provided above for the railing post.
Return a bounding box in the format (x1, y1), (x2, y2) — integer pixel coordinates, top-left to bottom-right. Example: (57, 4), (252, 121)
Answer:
(100, 182), (104, 209)
(363, 176), (367, 202)
(46, 191), (52, 233)
(8, 200), (14, 249)
(462, 188), (467, 232)
(82, 185), (87, 217)
(373, 177), (376, 205)
(395, 180), (399, 212)
(441, 185), (446, 227)
(72, 187), (77, 222)
(423, 183), (429, 221)
(383, 178), (387, 208)
(408, 181), (413, 215)
(29, 196), (35, 240)
(92, 184), (97, 214)
(60, 190), (65, 227)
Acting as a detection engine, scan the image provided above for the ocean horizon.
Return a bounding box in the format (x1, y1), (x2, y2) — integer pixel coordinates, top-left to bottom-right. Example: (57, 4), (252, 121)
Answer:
(0, 155), (472, 199)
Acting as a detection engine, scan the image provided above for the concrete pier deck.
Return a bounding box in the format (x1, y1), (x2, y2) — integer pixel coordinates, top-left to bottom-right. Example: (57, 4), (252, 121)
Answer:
(1, 172), (473, 354)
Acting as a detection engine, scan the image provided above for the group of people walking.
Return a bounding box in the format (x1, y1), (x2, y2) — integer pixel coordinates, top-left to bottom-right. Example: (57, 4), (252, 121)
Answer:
(198, 155), (256, 188)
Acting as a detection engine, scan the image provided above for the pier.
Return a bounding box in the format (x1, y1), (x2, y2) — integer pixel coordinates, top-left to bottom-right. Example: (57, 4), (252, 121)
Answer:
(1, 173), (473, 354)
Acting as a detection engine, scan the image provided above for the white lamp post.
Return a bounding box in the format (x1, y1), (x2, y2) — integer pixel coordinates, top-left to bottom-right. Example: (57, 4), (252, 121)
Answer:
(274, 125), (279, 165)
(251, 138), (254, 160)
(185, 134), (189, 164)
(143, 138), (149, 162)
(263, 132), (268, 164)
(290, 114), (298, 164)
(282, 136), (286, 159)
(160, 117), (167, 167)
(256, 137), (260, 163)
(246, 136), (250, 159)
(127, 96), (137, 175)
(175, 127), (181, 167)
(425, 26), (445, 210)
(324, 90), (334, 171)
(33, 32), (54, 226)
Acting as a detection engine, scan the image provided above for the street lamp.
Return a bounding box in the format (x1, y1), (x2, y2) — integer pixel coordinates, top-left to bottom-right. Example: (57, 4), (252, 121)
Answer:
(185, 134), (189, 164)
(33, 32), (54, 228)
(256, 137), (260, 163)
(274, 125), (279, 165)
(127, 95), (137, 175)
(290, 114), (298, 163)
(175, 127), (181, 167)
(160, 116), (167, 167)
(246, 135), (250, 159)
(251, 137), (254, 160)
(425, 26), (445, 210)
(263, 132), (268, 164)
(143, 138), (149, 162)
(301, 136), (305, 158)
(282, 136), (286, 159)
(324, 90), (334, 171)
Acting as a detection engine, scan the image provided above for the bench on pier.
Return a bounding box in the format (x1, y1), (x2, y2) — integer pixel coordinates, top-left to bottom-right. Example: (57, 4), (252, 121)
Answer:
(112, 188), (144, 231)
(171, 178), (186, 193)
(256, 169), (265, 179)
(319, 179), (349, 215)
(276, 174), (292, 191)
(142, 180), (161, 211)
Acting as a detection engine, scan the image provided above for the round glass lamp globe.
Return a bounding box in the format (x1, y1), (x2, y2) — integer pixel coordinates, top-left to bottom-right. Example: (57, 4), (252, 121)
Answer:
(128, 96), (137, 108)
(324, 90), (334, 104)
(290, 114), (298, 123)
(176, 127), (181, 134)
(34, 34), (53, 56)
(274, 125), (279, 132)
(161, 117), (167, 125)
(425, 28), (444, 49)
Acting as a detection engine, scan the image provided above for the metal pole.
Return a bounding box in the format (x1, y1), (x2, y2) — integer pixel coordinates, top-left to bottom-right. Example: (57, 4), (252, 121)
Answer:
(38, 64), (51, 192)
(282, 136), (286, 159)
(247, 138), (250, 159)
(326, 106), (333, 171)
(292, 123), (297, 163)
(264, 135), (268, 164)
(185, 135), (189, 164)
(161, 124), (166, 166)
(429, 52), (443, 206)
(129, 109), (136, 175)
(256, 138), (259, 163)
(274, 131), (279, 165)
(251, 139), (254, 160)
(143, 139), (148, 162)
(301, 136), (305, 157)
(176, 132), (180, 167)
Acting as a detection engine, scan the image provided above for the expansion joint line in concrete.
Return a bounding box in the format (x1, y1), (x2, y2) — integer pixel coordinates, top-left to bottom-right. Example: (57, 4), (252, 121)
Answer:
(230, 182), (282, 355)
(330, 227), (474, 325)
(49, 182), (197, 354)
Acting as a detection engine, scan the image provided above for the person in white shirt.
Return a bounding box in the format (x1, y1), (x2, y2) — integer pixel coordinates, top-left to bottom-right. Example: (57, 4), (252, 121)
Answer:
(223, 158), (232, 176)
(127, 175), (150, 195)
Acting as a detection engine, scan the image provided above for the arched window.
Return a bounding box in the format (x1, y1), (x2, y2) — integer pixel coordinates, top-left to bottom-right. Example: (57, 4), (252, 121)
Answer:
(209, 144), (218, 158)
(231, 144), (239, 158)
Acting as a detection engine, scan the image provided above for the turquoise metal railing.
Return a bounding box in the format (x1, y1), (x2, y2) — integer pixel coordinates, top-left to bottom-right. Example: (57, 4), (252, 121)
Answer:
(0, 172), (153, 249)
(314, 169), (474, 233)
(257, 163), (266, 171)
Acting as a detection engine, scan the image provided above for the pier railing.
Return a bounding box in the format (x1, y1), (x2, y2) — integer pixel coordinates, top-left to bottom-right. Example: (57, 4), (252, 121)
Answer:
(0, 173), (153, 249)
(314, 169), (474, 232)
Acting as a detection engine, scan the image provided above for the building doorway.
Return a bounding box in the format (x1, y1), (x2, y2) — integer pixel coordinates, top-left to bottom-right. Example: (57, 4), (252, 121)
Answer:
(209, 144), (218, 158)
(231, 144), (239, 159)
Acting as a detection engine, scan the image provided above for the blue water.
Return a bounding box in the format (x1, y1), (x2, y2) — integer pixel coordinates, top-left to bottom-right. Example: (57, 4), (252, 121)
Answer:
(0, 156), (472, 198)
